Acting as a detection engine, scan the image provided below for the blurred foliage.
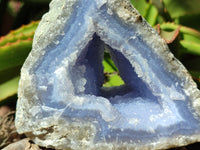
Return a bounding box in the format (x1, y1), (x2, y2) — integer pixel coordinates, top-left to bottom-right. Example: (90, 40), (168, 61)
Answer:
(0, 0), (200, 104)
(0, 0), (49, 104)
(103, 52), (125, 87)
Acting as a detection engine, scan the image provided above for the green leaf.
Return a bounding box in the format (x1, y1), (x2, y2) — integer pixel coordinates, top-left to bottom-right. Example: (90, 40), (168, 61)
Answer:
(180, 40), (200, 56)
(0, 21), (38, 45)
(103, 74), (124, 87)
(183, 33), (200, 44)
(131, 0), (164, 25)
(163, 0), (200, 18)
(159, 23), (200, 56)
(103, 52), (124, 87)
(130, 0), (148, 16)
(0, 32), (34, 47)
(160, 23), (200, 39)
(159, 25), (180, 43)
(0, 38), (32, 71)
(0, 21), (39, 71)
(0, 66), (21, 84)
(0, 76), (19, 102)
(103, 52), (117, 73)
(143, 4), (158, 26)
(175, 14), (200, 31)
(11, 21), (39, 36)
(190, 70), (200, 78)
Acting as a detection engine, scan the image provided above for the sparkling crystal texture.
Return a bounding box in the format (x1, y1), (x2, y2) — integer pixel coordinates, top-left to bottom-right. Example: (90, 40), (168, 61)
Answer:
(15, 0), (200, 149)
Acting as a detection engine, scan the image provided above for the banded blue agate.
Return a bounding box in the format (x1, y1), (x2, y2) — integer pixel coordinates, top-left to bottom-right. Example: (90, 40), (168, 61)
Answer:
(15, 0), (200, 149)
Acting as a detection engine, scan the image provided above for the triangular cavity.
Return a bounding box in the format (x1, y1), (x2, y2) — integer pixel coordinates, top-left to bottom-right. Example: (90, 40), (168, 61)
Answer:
(73, 34), (158, 104)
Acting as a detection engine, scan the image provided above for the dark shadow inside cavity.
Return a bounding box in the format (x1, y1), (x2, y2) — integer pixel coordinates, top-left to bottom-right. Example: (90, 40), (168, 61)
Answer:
(74, 33), (158, 102)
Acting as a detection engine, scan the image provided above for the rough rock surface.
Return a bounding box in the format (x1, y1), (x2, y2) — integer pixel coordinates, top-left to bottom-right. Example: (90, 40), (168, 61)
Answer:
(15, 0), (200, 149)
(3, 138), (42, 150)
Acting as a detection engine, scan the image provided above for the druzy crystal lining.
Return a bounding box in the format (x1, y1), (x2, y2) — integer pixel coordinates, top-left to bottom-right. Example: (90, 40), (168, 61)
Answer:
(15, 0), (200, 149)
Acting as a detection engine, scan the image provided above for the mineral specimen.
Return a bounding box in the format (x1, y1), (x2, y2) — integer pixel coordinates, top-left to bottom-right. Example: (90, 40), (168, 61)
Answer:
(15, 0), (200, 149)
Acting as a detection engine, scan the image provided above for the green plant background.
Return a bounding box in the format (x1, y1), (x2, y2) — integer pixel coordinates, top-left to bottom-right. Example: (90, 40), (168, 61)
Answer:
(0, 0), (200, 149)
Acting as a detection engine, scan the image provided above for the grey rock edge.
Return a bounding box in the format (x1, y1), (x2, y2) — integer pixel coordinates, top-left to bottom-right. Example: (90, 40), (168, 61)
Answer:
(15, 0), (200, 150)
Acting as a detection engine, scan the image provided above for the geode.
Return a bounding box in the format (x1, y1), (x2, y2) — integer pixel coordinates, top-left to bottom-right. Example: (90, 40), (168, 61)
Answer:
(15, 0), (200, 149)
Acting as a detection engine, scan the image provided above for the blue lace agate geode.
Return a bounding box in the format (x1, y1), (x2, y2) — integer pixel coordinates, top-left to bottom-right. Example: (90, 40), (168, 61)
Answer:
(15, 0), (200, 149)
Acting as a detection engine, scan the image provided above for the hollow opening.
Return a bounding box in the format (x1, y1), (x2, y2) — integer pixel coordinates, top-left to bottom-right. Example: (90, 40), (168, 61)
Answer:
(102, 50), (125, 88)
(74, 33), (157, 102)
